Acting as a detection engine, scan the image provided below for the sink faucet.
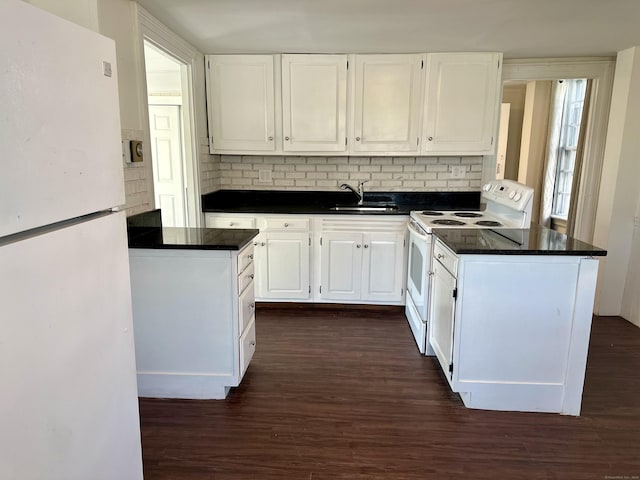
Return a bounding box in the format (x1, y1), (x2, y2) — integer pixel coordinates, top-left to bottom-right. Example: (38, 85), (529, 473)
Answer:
(340, 180), (368, 205)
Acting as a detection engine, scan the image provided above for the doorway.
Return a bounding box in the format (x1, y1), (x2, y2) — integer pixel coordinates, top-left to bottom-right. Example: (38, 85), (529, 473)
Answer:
(498, 78), (589, 233)
(486, 59), (615, 243)
(143, 41), (198, 227)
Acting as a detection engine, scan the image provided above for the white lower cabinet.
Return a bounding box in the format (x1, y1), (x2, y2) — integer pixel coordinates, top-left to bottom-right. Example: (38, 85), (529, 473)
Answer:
(203, 212), (408, 305)
(319, 218), (407, 304)
(128, 243), (255, 399)
(428, 241), (457, 383)
(254, 230), (311, 300)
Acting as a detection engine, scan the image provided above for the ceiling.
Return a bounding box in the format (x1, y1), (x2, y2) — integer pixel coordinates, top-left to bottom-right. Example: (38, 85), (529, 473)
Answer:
(135, 0), (640, 58)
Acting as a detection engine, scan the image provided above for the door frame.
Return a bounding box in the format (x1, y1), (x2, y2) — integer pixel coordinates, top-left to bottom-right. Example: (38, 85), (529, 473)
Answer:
(484, 57), (615, 243)
(136, 5), (203, 227)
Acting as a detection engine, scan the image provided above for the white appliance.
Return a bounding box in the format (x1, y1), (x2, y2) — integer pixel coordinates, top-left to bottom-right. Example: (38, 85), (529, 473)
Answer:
(405, 179), (534, 354)
(0, 2), (143, 479)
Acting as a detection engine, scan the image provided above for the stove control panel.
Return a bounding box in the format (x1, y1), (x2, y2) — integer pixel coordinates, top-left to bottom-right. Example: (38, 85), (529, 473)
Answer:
(482, 180), (534, 212)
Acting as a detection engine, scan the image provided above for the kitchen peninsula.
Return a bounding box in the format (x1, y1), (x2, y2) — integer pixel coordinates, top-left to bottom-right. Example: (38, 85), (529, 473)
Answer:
(127, 210), (259, 399)
(429, 226), (606, 415)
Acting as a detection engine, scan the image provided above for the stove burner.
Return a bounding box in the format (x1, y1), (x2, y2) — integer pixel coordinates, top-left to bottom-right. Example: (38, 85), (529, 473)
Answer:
(454, 212), (483, 218)
(421, 211), (444, 216)
(431, 219), (466, 226)
(476, 220), (503, 227)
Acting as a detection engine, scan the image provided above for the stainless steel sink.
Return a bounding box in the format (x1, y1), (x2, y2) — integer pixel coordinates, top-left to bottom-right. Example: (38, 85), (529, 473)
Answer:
(330, 204), (398, 212)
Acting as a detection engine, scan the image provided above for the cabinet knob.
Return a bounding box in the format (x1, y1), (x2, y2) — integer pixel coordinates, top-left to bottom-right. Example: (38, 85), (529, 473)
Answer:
(250, 341), (256, 347)
(285, 136), (290, 141)
(355, 136), (361, 142)
(428, 271), (434, 276)
(248, 254), (254, 259)
(437, 253), (444, 259)
(250, 302), (255, 309)
(249, 274), (254, 279)
(364, 244), (369, 248)
(253, 242), (258, 246)
(356, 244), (361, 248)
(268, 136), (273, 141)
(284, 223), (289, 227)
(428, 136), (433, 141)
(229, 222), (236, 226)
(261, 242), (266, 246)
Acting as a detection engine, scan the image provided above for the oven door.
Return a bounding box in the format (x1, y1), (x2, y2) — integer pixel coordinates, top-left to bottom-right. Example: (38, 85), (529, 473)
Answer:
(407, 219), (431, 319)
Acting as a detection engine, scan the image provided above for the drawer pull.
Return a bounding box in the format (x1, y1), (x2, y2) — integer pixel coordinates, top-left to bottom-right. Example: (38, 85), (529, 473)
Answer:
(229, 222), (236, 226)
(437, 253), (445, 259)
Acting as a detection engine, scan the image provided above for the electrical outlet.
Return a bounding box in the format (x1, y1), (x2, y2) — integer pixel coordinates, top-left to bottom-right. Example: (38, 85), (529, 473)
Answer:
(258, 169), (272, 183)
(451, 165), (466, 179)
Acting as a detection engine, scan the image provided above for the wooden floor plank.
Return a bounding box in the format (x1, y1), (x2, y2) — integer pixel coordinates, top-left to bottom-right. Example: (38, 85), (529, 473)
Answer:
(139, 306), (640, 479)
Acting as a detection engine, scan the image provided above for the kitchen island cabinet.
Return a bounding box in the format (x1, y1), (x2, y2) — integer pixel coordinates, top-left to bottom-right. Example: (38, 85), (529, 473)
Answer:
(127, 216), (259, 399)
(429, 227), (606, 415)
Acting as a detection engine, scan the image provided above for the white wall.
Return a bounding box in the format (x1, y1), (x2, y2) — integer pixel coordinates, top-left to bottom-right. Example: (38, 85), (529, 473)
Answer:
(24, 0), (99, 30)
(593, 47), (640, 321)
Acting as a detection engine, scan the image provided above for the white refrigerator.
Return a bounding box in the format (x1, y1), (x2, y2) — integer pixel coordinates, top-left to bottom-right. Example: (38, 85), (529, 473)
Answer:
(0, 2), (144, 479)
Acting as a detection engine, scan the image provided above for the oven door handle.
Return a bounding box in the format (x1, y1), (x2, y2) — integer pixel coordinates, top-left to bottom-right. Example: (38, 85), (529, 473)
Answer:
(408, 220), (430, 242)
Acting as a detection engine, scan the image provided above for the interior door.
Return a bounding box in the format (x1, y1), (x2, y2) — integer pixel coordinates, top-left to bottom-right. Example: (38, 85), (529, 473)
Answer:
(149, 105), (186, 227)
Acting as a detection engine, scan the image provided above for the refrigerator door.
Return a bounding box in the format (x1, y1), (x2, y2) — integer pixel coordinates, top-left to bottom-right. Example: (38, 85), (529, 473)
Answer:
(0, 0), (125, 237)
(0, 212), (143, 480)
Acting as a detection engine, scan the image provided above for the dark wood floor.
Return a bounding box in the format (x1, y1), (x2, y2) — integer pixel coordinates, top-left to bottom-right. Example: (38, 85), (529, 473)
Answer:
(139, 306), (640, 480)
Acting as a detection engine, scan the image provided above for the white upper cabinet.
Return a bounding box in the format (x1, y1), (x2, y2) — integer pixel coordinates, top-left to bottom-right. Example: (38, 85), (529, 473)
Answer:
(206, 55), (276, 153)
(351, 54), (425, 153)
(281, 54), (348, 152)
(422, 53), (502, 155)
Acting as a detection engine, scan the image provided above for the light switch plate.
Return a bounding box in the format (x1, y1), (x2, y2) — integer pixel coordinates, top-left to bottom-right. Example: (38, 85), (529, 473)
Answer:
(122, 140), (131, 163)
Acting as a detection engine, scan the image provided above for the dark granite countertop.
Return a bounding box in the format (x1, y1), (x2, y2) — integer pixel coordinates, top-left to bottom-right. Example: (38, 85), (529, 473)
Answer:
(433, 225), (607, 256)
(201, 189), (481, 215)
(127, 210), (258, 251)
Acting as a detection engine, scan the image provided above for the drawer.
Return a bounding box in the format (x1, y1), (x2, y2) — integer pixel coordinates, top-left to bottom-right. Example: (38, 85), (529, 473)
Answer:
(238, 262), (255, 295)
(206, 215), (256, 229)
(238, 281), (256, 333)
(433, 239), (458, 275)
(237, 245), (254, 274)
(239, 318), (256, 378)
(264, 217), (309, 231)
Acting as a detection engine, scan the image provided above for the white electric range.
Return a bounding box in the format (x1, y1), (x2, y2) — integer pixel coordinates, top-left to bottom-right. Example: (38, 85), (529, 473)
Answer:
(405, 179), (534, 354)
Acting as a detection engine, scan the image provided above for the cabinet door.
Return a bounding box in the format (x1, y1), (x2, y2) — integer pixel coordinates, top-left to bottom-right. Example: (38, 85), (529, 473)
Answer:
(320, 232), (362, 301)
(206, 55), (276, 152)
(361, 232), (406, 302)
(428, 259), (457, 383)
(422, 52), (502, 155)
(256, 232), (310, 300)
(281, 54), (348, 152)
(352, 54), (424, 153)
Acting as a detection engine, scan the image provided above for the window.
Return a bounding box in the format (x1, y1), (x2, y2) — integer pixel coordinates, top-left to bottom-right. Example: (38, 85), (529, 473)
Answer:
(551, 79), (587, 219)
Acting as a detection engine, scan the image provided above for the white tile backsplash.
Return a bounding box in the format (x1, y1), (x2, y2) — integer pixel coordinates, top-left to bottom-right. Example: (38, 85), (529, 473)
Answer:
(217, 155), (483, 191)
